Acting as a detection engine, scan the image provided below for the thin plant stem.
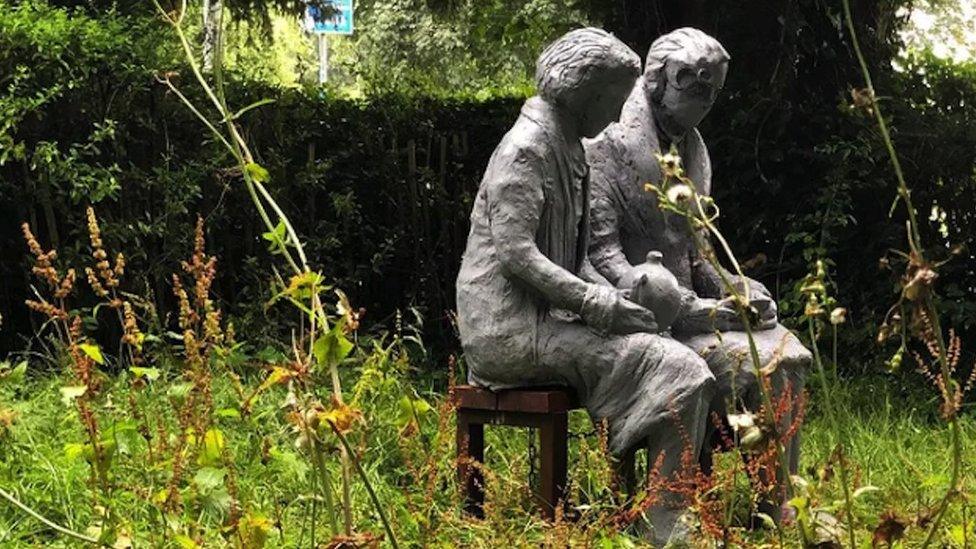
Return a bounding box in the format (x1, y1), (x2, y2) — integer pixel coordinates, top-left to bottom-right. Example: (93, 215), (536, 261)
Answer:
(327, 421), (400, 549)
(686, 209), (793, 515)
(152, 2), (359, 536)
(0, 487), (105, 546)
(807, 320), (856, 548)
(840, 2), (962, 545)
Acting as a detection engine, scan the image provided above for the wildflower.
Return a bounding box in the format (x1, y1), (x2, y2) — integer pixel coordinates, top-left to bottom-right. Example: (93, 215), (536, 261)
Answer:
(728, 410), (765, 450)
(666, 183), (694, 206)
(850, 87), (876, 115)
(655, 149), (684, 179)
(829, 307), (847, 325)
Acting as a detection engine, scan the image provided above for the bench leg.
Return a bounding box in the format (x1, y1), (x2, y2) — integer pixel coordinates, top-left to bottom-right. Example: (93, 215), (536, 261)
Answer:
(456, 410), (485, 518)
(538, 412), (568, 520)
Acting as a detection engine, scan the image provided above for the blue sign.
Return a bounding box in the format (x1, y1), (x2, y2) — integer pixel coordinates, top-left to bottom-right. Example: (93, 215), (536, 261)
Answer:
(305, 0), (353, 35)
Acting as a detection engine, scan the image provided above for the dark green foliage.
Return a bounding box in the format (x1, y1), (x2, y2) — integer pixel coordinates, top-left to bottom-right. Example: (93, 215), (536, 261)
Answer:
(1, 0), (975, 380)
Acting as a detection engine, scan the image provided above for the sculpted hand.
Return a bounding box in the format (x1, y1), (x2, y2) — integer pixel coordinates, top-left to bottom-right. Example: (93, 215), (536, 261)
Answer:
(703, 299), (746, 332)
(750, 296), (778, 330)
(732, 278), (777, 330)
(581, 285), (658, 334)
(674, 297), (745, 334)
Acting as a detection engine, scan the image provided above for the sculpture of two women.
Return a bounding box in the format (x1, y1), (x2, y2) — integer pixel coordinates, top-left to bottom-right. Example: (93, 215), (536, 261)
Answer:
(456, 26), (811, 546)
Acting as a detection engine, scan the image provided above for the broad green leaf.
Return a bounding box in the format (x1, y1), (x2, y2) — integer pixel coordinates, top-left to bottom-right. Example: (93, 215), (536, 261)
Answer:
(60, 385), (88, 405)
(129, 367), (160, 381)
(193, 466), (226, 492)
(244, 162), (270, 183)
(198, 428), (225, 466)
(216, 408), (241, 419)
(79, 343), (104, 365)
(313, 326), (354, 369)
(396, 396), (432, 427)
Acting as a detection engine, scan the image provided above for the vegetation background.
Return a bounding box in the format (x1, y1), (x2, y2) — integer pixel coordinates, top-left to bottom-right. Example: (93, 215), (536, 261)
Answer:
(2, 0), (975, 375)
(1, 0), (975, 546)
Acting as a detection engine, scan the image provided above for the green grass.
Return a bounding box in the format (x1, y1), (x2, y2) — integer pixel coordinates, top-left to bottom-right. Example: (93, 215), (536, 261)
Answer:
(0, 363), (973, 547)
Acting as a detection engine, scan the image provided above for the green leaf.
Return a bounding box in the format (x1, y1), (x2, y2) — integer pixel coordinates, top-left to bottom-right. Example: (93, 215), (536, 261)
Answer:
(60, 385), (88, 405)
(230, 98), (276, 121)
(396, 396), (432, 427)
(193, 466), (226, 492)
(261, 221), (288, 254)
(216, 408), (241, 419)
(64, 442), (90, 461)
(244, 162), (270, 183)
(238, 513), (272, 549)
(79, 343), (104, 365)
(129, 367), (160, 381)
(198, 428), (225, 466)
(167, 382), (194, 402)
(0, 360), (27, 384)
(313, 326), (354, 369)
(174, 535), (200, 549)
(852, 485), (879, 499)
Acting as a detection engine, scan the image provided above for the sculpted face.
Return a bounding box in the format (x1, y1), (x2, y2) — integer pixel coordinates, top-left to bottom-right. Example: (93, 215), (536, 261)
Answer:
(576, 76), (635, 138)
(654, 49), (727, 137)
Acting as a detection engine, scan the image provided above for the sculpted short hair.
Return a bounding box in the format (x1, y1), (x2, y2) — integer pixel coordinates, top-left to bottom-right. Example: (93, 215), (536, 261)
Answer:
(645, 27), (729, 99)
(535, 28), (640, 105)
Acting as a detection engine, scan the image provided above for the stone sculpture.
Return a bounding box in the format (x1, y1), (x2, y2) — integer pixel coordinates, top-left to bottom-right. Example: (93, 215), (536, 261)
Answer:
(616, 250), (684, 331)
(456, 27), (717, 545)
(585, 27), (811, 515)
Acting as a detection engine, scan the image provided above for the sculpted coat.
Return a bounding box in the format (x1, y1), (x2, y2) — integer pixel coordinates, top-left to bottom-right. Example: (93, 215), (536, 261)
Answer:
(585, 28), (811, 475)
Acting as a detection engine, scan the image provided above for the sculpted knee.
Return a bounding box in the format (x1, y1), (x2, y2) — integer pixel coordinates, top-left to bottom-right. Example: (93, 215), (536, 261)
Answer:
(661, 338), (717, 395)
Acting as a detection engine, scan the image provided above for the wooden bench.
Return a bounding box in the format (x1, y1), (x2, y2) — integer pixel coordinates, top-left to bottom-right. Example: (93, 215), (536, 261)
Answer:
(455, 384), (580, 520)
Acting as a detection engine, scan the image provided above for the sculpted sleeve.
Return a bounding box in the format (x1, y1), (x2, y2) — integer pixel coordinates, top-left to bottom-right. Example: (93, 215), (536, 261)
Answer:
(485, 146), (591, 314)
(588, 173), (634, 285)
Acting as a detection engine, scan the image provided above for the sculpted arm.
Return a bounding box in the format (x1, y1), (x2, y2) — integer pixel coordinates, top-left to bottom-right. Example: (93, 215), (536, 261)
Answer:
(487, 147), (656, 334)
(587, 185), (634, 285)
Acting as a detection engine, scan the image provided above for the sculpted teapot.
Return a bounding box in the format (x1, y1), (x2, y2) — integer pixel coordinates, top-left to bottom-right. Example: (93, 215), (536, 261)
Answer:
(617, 251), (684, 331)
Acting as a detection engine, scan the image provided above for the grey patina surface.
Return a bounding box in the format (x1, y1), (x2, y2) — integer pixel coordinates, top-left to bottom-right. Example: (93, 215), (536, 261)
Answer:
(585, 28), (811, 479)
(455, 28), (716, 544)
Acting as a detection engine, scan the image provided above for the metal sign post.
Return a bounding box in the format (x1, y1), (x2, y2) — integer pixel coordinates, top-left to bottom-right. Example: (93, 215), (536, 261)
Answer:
(305, 0), (353, 85)
(318, 34), (329, 84)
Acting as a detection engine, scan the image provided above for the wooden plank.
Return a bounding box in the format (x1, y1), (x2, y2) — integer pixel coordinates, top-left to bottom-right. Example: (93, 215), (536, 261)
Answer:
(455, 385), (497, 410)
(456, 385), (580, 412)
(497, 388), (577, 413)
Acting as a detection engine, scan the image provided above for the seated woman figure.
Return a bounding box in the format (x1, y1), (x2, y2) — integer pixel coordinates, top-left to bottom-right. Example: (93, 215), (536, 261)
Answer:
(585, 28), (811, 514)
(457, 28), (716, 545)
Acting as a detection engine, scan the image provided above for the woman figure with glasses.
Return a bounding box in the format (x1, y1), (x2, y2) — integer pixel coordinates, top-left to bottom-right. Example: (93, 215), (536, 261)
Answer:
(585, 27), (812, 523)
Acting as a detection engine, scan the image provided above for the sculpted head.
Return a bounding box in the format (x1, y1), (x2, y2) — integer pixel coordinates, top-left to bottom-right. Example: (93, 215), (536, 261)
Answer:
(536, 28), (641, 138)
(644, 27), (729, 140)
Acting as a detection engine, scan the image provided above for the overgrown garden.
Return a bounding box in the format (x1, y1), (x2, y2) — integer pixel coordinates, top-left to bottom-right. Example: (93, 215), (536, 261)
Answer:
(1, 0), (975, 546)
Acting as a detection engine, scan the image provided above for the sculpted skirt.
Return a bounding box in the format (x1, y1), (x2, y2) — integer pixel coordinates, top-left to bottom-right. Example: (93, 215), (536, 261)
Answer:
(466, 311), (718, 458)
(678, 323), (811, 472)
